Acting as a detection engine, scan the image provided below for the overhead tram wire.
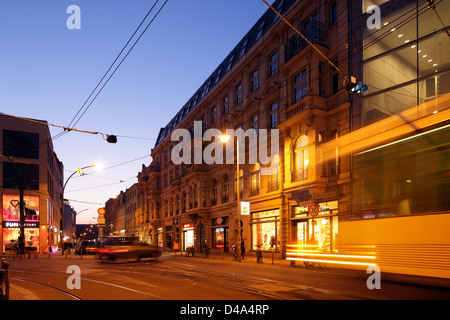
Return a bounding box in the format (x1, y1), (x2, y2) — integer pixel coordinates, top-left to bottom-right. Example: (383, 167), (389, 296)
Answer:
(262, 0), (433, 88)
(279, 0), (434, 92)
(261, 0), (345, 78)
(61, 0), (170, 134)
(52, 0), (168, 142)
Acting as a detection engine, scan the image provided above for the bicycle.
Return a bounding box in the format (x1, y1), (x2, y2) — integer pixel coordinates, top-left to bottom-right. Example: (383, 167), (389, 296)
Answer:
(202, 246), (210, 258)
(256, 245), (263, 263)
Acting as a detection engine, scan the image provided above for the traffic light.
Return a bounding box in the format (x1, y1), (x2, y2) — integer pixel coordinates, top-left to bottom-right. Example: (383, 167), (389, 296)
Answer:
(106, 135), (117, 143)
(345, 76), (368, 95)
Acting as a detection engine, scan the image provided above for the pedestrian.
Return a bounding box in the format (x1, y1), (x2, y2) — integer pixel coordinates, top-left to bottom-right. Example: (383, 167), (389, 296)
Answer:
(64, 240), (71, 255)
(241, 240), (245, 260)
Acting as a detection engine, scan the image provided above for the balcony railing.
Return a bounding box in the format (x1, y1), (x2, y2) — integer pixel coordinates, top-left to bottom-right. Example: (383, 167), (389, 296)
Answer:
(284, 21), (326, 63)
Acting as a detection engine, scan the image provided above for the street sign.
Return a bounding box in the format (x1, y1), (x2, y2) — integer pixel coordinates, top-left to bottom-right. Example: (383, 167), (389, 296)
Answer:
(108, 222), (115, 230)
(97, 217), (105, 225)
(98, 208), (106, 215)
(308, 204), (320, 217)
(241, 201), (250, 215)
(173, 218), (179, 226)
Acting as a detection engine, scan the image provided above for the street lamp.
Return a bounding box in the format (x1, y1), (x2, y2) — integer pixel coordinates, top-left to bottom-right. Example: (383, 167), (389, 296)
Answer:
(219, 133), (242, 262)
(61, 164), (97, 255)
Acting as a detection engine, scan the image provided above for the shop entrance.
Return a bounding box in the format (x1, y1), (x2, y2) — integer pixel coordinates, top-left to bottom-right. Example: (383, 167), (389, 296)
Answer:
(183, 223), (194, 251)
(295, 216), (336, 252)
(212, 227), (228, 252)
(292, 201), (338, 252)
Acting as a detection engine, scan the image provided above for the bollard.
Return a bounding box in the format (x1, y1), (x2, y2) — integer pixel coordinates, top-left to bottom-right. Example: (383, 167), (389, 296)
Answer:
(1, 258), (10, 300)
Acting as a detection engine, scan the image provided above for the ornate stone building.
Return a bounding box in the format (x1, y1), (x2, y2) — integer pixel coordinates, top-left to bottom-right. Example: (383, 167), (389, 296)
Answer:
(136, 0), (351, 259)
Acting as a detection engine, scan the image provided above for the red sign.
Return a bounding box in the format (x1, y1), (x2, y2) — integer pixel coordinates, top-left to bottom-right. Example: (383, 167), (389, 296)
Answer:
(97, 208), (106, 215)
(308, 204), (319, 217)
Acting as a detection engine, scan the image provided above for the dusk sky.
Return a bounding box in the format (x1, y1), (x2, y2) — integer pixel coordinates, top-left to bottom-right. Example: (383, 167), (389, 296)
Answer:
(0, 1), (273, 224)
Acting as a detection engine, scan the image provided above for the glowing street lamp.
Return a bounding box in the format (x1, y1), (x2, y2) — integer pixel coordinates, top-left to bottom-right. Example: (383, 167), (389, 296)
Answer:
(220, 133), (242, 262)
(61, 164), (98, 255)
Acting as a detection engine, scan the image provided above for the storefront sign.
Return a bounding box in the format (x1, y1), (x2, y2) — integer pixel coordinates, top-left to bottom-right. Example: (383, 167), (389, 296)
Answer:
(3, 221), (39, 228)
(183, 223), (194, 229)
(241, 201), (250, 215)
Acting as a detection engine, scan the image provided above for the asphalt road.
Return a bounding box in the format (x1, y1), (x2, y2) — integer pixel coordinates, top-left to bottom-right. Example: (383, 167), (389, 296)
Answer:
(3, 252), (450, 303)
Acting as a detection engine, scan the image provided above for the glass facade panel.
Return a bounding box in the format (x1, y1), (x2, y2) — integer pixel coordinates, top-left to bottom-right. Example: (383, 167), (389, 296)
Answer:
(363, 82), (417, 124)
(364, 45), (417, 95)
(418, 31), (450, 76)
(363, 3), (417, 60)
(251, 209), (279, 251)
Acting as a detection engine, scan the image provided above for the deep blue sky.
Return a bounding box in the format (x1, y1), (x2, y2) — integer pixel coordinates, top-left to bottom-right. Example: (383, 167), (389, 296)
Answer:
(0, 1), (273, 224)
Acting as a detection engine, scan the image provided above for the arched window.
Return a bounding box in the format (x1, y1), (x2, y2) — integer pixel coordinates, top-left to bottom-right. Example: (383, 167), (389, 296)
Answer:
(294, 135), (309, 180)
(222, 175), (229, 203)
(267, 154), (280, 191)
(250, 163), (260, 196)
(165, 199), (169, 218)
(211, 179), (217, 205)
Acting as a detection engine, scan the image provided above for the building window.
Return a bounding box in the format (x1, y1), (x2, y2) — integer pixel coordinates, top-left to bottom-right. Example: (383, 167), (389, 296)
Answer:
(332, 60), (339, 95)
(251, 115), (258, 138)
(175, 195), (179, 215)
(251, 69), (258, 92)
(294, 135), (309, 180)
(251, 209), (280, 251)
(3, 162), (39, 190)
(3, 130), (39, 160)
(223, 96), (229, 114)
(256, 20), (265, 41)
(211, 179), (217, 206)
(222, 175), (229, 203)
(267, 155), (280, 192)
(269, 51), (278, 77)
(303, 12), (318, 31)
(330, 132), (339, 176)
(250, 163), (260, 196)
(238, 169), (244, 199)
(330, 3), (337, 27)
(294, 69), (308, 103)
(239, 39), (248, 59)
(269, 102), (278, 128)
(211, 107), (216, 123)
(182, 192), (186, 213)
(236, 84), (242, 105)
(319, 63), (324, 96)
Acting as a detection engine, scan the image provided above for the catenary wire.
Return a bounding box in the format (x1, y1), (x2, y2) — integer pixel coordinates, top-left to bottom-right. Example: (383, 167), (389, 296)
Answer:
(52, 0), (167, 142)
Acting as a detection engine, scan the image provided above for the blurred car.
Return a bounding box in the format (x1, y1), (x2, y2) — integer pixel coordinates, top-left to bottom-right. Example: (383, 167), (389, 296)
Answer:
(75, 240), (96, 255)
(97, 236), (162, 262)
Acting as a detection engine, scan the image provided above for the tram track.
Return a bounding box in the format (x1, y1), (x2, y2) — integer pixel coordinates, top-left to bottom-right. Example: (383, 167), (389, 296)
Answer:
(6, 256), (372, 300)
(10, 277), (84, 300)
(9, 269), (165, 300)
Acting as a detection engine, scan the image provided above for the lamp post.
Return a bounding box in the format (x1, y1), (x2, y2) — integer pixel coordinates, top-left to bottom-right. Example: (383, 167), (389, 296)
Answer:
(220, 134), (242, 262)
(61, 164), (97, 255)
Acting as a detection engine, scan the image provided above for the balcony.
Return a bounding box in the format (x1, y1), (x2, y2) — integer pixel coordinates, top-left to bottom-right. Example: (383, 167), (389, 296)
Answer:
(284, 21), (326, 63)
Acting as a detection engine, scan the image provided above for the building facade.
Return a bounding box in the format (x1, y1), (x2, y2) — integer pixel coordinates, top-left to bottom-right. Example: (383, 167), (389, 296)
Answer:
(136, 0), (351, 258)
(104, 0), (449, 279)
(105, 183), (142, 237)
(0, 113), (64, 253)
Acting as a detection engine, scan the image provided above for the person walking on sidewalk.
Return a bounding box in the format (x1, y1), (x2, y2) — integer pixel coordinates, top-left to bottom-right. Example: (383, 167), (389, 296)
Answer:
(241, 240), (245, 260)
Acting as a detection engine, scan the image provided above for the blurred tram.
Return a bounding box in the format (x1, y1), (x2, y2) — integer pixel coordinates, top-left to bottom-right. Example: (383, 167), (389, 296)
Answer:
(287, 93), (450, 279)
